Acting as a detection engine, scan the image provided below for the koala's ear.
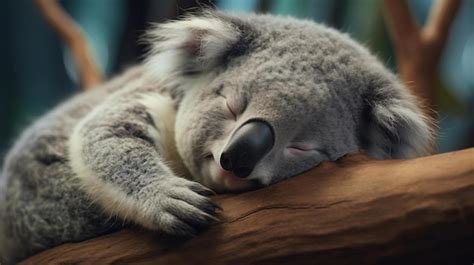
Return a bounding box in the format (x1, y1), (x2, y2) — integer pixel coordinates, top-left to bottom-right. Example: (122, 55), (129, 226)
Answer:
(360, 77), (435, 159)
(144, 12), (244, 83)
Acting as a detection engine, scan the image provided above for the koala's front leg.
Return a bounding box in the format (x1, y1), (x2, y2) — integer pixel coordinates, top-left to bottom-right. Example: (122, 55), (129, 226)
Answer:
(69, 91), (219, 236)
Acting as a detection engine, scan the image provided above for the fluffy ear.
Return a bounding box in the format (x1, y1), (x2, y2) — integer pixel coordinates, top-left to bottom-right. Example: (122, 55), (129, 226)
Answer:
(144, 12), (244, 84)
(360, 77), (435, 159)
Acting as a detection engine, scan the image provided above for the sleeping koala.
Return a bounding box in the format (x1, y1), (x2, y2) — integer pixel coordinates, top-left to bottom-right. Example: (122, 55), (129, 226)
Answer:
(0, 11), (433, 263)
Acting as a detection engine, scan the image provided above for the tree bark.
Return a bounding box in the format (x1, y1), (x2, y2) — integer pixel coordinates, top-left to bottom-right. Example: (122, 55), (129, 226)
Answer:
(21, 148), (474, 265)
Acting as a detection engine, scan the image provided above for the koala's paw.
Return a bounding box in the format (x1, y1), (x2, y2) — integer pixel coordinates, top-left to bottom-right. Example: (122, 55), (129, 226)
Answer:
(138, 177), (221, 236)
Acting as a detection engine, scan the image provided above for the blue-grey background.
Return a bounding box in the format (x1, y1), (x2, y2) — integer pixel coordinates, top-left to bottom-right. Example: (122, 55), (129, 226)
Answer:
(1, 0), (473, 162)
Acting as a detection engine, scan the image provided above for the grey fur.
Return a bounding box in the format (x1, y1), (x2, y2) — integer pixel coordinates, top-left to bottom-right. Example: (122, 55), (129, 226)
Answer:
(0, 11), (433, 263)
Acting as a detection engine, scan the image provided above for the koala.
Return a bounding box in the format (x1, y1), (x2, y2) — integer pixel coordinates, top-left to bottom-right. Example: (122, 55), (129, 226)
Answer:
(0, 11), (433, 263)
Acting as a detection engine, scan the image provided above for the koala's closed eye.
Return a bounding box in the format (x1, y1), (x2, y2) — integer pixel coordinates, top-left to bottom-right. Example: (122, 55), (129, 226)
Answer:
(225, 99), (238, 120)
(286, 143), (330, 159)
(216, 87), (246, 120)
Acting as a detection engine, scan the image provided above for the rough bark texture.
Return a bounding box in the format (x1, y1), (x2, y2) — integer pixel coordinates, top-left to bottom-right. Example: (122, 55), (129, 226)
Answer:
(21, 148), (474, 265)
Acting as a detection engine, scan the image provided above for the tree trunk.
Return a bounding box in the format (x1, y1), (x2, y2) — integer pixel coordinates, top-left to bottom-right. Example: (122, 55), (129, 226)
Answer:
(21, 148), (474, 265)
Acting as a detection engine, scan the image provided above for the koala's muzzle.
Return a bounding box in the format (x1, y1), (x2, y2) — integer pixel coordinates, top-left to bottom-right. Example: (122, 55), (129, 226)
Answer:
(220, 120), (274, 178)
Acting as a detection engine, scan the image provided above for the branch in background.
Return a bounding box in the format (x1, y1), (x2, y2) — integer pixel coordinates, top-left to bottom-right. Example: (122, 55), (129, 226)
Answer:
(34, 0), (104, 89)
(382, 0), (461, 122)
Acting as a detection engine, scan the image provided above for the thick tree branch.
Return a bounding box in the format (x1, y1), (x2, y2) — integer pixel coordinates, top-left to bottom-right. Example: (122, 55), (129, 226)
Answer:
(34, 0), (104, 89)
(382, 0), (461, 122)
(21, 148), (474, 264)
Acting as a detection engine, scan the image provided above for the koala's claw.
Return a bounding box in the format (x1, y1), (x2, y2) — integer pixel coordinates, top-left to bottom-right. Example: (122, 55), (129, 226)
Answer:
(140, 178), (221, 236)
(159, 212), (198, 236)
(206, 199), (223, 212)
(188, 182), (217, 196)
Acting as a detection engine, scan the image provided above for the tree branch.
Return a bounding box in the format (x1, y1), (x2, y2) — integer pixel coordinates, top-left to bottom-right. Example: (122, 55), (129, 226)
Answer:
(424, 0), (462, 48)
(34, 0), (104, 89)
(20, 148), (474, 264)
(382, 0), (461, 122)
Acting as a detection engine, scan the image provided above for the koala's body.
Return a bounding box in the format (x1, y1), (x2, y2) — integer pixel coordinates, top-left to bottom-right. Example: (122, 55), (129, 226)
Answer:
(0, 11), (432, 263)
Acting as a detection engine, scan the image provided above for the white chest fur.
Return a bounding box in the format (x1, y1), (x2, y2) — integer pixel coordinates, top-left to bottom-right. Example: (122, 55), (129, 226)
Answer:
(139, 93), (190, 178)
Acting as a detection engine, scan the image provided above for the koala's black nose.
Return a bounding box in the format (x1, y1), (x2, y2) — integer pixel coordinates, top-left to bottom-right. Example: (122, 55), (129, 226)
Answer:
(220, 120), (274, 178)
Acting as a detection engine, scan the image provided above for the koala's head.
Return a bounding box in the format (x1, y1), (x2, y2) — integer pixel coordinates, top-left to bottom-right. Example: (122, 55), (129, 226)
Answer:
(145, 11), (433, 193)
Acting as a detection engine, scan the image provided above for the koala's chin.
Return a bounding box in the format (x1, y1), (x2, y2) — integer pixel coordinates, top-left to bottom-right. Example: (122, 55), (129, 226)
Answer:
(198, 158), (261, 193)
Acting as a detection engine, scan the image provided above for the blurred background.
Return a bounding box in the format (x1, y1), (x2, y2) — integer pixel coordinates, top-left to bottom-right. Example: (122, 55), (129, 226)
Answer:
(0, 0), (472, 161)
